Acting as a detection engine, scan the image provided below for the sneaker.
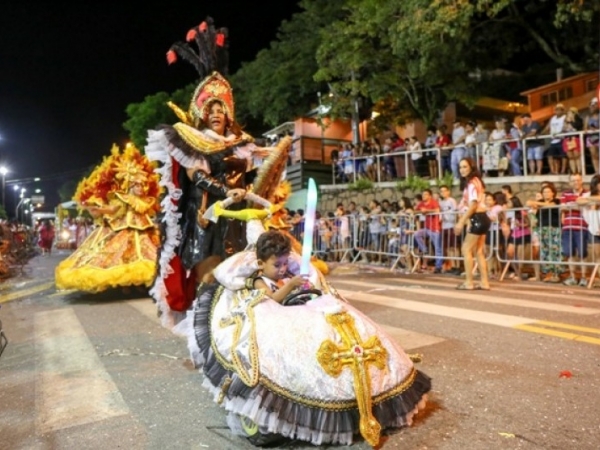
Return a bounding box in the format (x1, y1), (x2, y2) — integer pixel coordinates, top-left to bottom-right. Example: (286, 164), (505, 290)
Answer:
(433, 268), (442, 274)
(549, 275), (561, 283)
(563, 277), (577, 286)
(578, 278), (588, 287)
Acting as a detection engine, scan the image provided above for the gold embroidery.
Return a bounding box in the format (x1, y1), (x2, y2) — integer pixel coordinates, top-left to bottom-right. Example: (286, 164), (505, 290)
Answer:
(218, 288), (265, 387)
(317, 311), (388, 447)
(207, 286), (418, 412)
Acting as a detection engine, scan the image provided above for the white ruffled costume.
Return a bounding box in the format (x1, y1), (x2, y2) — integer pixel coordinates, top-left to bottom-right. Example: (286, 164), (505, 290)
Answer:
(181, 249), (431, 447)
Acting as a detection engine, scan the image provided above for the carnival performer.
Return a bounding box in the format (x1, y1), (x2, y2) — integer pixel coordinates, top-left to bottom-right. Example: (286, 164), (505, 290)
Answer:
(55, 145), (161, 293)
(145, 17), (290, 327)
(182, 193), (431, 448)
(37, 219), (55, 256)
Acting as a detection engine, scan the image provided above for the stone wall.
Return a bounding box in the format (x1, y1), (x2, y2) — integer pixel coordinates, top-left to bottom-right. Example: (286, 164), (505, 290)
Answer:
(317, 177), (578, 213)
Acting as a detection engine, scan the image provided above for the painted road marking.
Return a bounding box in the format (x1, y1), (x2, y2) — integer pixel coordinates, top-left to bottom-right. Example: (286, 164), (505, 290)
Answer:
(337, 288), (532, 327)
(379, 324), (445, 350)
(0, 281), (55, 304)
(337, 289), (600, 346)
(334, 280), (600, 315)
(35, 309), (129, 434)
(513, 324), (600, 345)
(379, 276), (600, 304)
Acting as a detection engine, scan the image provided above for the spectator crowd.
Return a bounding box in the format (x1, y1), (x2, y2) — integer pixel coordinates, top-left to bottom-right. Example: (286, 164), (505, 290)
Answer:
(332, 98), (600, 182)
(283, 172), (600, 289)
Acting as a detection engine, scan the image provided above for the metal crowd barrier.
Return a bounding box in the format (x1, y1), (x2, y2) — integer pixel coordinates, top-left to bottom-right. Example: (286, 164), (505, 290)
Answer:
(299, 203), (600, 289)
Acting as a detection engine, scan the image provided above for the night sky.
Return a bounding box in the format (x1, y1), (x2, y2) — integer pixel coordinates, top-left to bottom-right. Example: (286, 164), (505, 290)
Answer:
(0, 2), (301, 213)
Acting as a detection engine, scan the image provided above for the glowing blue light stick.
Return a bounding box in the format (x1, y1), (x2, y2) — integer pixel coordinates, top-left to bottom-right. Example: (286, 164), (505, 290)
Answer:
(300, 178), (318, 276)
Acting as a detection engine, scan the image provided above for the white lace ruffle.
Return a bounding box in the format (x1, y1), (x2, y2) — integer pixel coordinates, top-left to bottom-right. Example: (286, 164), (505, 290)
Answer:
(145, 129), (185, 330)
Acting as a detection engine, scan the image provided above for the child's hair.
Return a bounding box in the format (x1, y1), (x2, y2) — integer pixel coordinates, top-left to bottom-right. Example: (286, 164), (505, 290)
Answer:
(256, 230), (292, 262)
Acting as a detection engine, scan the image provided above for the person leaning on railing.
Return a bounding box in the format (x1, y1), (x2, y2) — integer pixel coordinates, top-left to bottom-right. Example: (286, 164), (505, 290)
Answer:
(584, 97), (599, 174)
(562, 107), (584, 175)
(519, 113), (545, 176)
(527, 182), (562, 283)
(576, 173), (600, 280)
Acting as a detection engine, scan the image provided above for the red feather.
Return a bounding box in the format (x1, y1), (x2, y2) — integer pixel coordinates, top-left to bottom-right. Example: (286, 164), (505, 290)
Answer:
(186, 29), (197, 42)
(215, 33), (225, 47)
(166, 50), (177, 65)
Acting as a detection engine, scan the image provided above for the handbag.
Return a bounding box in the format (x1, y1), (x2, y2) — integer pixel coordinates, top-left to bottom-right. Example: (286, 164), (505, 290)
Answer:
(469, 212), (490, 235)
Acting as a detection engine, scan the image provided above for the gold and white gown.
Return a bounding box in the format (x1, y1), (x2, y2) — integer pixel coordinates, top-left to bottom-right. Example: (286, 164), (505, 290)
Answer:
(182, 250), (431, 447)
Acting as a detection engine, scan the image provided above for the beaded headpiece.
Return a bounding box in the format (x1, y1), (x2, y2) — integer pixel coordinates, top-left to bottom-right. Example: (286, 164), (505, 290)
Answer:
(166, 17), (232, 128)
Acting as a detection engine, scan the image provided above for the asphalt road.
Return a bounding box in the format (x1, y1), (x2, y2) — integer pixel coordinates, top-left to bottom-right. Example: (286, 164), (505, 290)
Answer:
(0, 251), (599, 450)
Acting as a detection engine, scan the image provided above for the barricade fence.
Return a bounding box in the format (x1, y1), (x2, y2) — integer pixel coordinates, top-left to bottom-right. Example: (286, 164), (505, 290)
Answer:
(332, 129), (600, 184)
(293, 204), (600, 289)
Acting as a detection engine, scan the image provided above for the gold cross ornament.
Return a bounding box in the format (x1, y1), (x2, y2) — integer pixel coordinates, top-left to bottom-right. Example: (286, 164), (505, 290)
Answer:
(317, 311), (388, 447)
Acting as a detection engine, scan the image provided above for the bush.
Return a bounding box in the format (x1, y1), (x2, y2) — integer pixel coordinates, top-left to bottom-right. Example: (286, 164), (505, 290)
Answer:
(348, 178), (374, 191)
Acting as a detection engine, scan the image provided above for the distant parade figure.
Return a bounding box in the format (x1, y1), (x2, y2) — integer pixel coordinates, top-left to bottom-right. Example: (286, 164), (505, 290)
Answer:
(37, 220), (55, 256)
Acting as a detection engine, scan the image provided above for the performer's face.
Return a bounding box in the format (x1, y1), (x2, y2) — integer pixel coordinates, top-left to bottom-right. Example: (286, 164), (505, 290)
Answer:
(259, 254), (290, 281)
(208, 102), (227, 135)
(130, 182), (143, 196)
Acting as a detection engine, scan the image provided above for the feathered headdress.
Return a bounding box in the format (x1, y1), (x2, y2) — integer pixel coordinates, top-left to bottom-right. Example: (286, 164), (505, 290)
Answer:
(73, 144), (161, 215)
(166, 17), (233, 127)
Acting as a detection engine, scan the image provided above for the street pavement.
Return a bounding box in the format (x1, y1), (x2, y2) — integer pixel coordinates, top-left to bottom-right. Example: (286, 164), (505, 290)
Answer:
(0, 251), (599, 450)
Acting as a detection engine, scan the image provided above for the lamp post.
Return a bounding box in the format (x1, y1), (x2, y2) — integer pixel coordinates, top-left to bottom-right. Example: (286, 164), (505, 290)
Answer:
(15, 188), (25, 223)
(0, 166), (7, 208)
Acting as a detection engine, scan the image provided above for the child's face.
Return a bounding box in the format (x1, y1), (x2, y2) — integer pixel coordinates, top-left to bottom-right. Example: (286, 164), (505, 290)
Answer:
(259, 254), (290, 281)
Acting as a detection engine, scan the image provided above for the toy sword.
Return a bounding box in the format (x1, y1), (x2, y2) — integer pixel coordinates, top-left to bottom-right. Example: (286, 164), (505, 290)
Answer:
(300, 178), (318, 276)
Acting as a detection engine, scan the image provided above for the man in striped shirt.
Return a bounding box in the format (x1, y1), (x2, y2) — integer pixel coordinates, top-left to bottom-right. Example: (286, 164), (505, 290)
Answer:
(560, 173), (589, 286)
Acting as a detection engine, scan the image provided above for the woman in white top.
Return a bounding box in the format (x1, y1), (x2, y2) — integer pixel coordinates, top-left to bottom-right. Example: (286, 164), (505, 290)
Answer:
(407, 136), (422, 175)
(455, 157), (491, 290)
(483, 119), (506, 175)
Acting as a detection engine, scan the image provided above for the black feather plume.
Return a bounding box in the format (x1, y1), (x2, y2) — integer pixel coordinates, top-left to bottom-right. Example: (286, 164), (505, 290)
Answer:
(169, 16), (229, 78)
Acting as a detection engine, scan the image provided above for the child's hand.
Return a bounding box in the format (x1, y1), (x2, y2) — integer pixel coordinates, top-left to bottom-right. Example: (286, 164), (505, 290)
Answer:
(289, 275), (307, 289)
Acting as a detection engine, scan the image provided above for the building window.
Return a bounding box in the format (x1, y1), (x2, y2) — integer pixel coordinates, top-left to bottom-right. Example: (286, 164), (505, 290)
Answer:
(586, 79), (598, 92)
(541, 91), (558, 107)
(558, 86), (573, 101)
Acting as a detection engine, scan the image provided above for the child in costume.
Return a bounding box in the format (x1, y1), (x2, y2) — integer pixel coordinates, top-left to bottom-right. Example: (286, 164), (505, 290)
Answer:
(249, 230), (306, 304)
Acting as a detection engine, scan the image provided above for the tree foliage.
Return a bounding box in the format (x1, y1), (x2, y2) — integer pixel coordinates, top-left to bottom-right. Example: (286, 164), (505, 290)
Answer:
(230, 0), (349, 129)
(123, 0), (599, 137)
(123, 84), (194, 150)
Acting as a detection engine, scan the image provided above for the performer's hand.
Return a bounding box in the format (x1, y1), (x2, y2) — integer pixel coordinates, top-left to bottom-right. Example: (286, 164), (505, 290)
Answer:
(227, 189), (246, 202)
(252, 147), (272, 157)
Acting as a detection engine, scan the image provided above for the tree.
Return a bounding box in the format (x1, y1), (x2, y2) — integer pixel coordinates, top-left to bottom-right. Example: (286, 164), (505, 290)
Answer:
(314, 0), (599, 130)
(230, 0), (349, 129)
(57, 179), (80, 204)
(123, 85), (194, 150)
(122, 1), (598, 137)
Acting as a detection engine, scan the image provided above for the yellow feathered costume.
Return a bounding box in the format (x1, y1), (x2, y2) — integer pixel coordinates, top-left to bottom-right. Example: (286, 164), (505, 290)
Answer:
(55, 145), (161, 293)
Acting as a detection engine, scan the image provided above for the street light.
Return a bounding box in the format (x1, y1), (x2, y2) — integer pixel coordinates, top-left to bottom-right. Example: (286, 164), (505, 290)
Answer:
(15, 188), (26, 223)
(0, 166), (7, 207)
